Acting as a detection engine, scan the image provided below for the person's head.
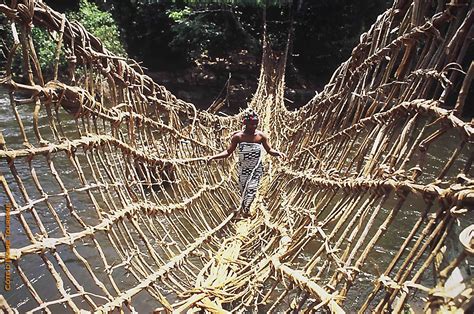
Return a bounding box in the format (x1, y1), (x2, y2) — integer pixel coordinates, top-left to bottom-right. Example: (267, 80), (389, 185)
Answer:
(242, 110), (259, 133)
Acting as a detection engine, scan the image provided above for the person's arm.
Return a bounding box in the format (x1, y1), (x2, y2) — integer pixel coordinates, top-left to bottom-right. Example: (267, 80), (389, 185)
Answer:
(207, 134), (239, 162)
(261, 133), (285, 158)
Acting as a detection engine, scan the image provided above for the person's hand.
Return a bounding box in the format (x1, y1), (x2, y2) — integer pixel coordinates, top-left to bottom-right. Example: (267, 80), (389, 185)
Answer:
(278, 152), (286, 160)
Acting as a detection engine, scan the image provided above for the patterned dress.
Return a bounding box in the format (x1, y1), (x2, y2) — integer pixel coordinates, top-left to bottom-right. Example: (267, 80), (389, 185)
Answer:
(238, 142), (264, 214)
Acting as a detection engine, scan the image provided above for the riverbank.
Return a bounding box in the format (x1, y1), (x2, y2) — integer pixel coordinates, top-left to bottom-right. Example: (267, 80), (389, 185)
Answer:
(146, 50), (325, 114)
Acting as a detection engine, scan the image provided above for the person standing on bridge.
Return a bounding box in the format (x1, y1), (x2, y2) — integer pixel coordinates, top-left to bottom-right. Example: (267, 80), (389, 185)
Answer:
(207, 109), (285, 217)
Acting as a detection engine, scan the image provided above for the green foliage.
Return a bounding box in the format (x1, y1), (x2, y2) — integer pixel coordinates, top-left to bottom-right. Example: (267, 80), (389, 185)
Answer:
(168, 6), (192, 22)
(106, 0), (261, 69)
(30, 0), (125, 79)
(0, 15), (9, 66)
(167, 5), (259, 62)
(168, 7), (223, 60)
(139, 0), (286, 6)
(50, 0), (389, 82)
(31, 27), (62, 74)
(68, 0), (126, 56)
(107, 0), (187, 70)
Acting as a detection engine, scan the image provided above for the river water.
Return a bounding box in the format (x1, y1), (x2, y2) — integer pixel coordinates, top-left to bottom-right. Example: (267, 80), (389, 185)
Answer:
(0, 86), (472, 312)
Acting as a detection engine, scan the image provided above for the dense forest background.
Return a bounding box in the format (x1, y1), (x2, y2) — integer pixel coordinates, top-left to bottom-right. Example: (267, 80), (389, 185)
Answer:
(4, 0), (391, 112)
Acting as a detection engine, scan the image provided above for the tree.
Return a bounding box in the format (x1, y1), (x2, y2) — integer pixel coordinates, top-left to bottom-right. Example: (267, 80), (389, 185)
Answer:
(29, 0), (125, 79)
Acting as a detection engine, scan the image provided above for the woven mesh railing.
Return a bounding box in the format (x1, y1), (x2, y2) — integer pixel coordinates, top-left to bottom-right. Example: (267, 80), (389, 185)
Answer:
(0, 0), (472, 313)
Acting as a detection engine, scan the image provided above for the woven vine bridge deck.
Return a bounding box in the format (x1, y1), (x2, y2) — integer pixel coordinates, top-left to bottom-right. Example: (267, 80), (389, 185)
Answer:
(0, 0), (473, 313)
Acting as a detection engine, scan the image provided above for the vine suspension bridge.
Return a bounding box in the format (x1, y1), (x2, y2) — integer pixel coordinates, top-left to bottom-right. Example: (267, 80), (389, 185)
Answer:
(0, 0), (473, 312)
